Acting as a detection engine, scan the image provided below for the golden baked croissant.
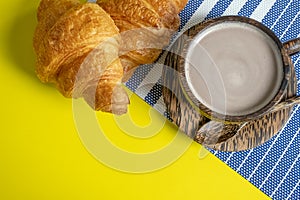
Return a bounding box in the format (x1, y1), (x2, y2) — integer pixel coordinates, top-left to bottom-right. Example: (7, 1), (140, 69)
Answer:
(97, 0), (188, 81)
(33, 0), (129, 114)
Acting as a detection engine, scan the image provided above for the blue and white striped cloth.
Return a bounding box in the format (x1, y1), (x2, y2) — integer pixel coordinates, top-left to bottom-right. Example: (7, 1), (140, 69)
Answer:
(125, 0), (300, 199)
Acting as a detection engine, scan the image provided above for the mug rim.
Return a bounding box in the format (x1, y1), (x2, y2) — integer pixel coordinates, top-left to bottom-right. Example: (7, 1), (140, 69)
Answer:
(178, 16), (291, 123)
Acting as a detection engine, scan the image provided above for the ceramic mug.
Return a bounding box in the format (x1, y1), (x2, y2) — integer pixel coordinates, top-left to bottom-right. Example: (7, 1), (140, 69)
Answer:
(176, 16), (300, 123)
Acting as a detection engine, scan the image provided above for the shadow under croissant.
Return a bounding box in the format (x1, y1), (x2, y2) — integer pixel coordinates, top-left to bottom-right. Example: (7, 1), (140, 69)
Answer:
(6, 6), (40, 83)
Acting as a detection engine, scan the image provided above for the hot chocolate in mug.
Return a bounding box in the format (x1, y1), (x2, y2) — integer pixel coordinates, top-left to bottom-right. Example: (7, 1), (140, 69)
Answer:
(175, 16), (300, 123)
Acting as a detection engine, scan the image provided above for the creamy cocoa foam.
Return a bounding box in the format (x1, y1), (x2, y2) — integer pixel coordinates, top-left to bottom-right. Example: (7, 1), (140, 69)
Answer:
(185, 21), (283, 116)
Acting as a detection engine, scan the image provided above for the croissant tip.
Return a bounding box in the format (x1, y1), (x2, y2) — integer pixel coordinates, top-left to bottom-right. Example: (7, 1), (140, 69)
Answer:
(110, 97), (130, 115)
(95, 102), (129, 115)
(112, 107), (128, 115)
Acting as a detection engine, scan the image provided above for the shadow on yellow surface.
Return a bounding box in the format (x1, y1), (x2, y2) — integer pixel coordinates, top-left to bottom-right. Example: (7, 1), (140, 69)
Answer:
(6, 4), (38, 81)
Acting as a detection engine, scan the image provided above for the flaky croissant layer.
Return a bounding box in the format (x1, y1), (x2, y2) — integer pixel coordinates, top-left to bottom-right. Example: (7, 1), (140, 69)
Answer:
(33, 0), (129, 114)
(33, 0), (188, 114)
(97, 0), (188, 82)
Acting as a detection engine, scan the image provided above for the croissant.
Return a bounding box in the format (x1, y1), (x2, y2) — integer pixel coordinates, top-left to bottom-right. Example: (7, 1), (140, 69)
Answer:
(97, 0), (188, 81)
(33, 0), (129, 114)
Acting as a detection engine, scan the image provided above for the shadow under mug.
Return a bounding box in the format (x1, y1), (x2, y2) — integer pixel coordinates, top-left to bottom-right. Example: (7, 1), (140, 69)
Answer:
(177, 16), (300, 123)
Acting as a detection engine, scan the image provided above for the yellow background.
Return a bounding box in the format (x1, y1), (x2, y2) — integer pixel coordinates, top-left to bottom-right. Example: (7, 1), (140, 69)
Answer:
(0, 0), (270, 199)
